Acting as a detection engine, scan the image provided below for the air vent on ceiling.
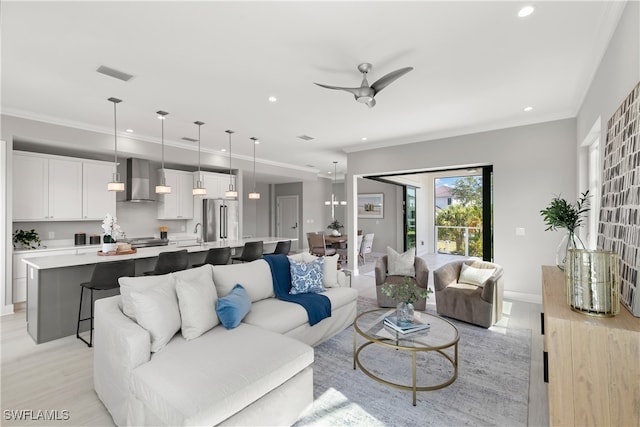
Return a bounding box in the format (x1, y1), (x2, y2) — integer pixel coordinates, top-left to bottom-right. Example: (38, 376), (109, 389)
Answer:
(96, 65), (134, 82)
(182, 137), (198, 142)
(297, 134), (315, 141)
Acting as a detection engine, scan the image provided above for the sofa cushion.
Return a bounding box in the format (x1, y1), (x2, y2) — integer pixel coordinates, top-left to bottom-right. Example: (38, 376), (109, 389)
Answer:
(289, 257), (326, 294)
(212, 260), (274, 302)
(130, 323), (313, 426)
(288, 252), (340, 288)
(244, 287), (357, 335)
(128, 278), (181, 352)
(387, 246), (416, 277)
(175, 274), (219, 340)
(216, 284), (252, 329)
(118, 274), (175, 321)
(459, 263), (496, 288)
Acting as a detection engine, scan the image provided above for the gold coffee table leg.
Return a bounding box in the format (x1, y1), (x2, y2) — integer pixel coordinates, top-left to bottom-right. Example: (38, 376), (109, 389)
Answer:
(412, 351), (417, 406)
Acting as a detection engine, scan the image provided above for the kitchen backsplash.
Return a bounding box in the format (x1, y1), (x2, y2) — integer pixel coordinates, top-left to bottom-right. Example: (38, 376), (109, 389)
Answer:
(12, 200), (189, 243)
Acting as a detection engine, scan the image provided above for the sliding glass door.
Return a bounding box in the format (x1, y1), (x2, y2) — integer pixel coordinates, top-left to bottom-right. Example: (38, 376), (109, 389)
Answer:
(404, 186), (416, 250)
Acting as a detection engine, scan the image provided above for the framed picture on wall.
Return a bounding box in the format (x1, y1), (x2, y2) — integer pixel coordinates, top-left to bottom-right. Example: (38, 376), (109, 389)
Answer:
(358, 193), (384, 218)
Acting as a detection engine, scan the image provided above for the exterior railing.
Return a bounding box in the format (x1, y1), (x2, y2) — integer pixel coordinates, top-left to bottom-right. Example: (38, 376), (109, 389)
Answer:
(435, 225), (482, 257)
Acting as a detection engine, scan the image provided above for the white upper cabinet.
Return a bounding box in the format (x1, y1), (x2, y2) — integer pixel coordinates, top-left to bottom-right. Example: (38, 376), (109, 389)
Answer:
(83, 161), (116, 219)
(13, 151), (114, 221)
(48, 158), (83, 219)
(13, 154), (49, 220)
(157, 169), (194, 219)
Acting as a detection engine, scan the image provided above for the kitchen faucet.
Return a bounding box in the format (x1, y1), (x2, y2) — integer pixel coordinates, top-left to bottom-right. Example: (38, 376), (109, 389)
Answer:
(194, 223), (202, 243)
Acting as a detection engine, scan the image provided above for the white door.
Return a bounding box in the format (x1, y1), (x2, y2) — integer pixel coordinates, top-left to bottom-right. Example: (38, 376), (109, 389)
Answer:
(277, 195), (299, 251)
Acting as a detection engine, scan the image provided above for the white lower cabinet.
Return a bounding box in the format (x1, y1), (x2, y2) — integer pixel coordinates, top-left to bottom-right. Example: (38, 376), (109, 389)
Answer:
(157, 169), (194, 219)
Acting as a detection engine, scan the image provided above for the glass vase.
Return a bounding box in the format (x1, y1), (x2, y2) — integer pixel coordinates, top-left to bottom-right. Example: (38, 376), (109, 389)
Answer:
(396, 302), (414, 326)
(556, 231), (582, 271)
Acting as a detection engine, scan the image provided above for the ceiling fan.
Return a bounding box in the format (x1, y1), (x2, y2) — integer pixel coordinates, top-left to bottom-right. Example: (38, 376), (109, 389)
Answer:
(314, 63), (413, 108)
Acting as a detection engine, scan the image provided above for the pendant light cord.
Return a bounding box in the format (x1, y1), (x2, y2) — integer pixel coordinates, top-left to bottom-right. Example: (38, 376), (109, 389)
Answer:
(226, 130), (235, 191)
(113, 101), (118, 167)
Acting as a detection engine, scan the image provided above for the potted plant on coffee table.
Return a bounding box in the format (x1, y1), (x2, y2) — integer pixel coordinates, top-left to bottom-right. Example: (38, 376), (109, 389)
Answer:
(381, 277), (432, 325)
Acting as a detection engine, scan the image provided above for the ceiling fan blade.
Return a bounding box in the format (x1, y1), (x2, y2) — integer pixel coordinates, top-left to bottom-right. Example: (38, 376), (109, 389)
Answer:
(366, 99), (376, 108)
(314, 82), (361, 96)
(370, 67), (413, 94)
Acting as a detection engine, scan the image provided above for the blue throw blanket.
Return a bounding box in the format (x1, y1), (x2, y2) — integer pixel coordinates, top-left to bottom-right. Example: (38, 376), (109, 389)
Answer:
(263, 254), (331, 326)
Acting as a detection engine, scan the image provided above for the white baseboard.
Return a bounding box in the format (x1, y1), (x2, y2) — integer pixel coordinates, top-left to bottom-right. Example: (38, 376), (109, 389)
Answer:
(2, 304), (15, 316)
(504, 290), (542, 305)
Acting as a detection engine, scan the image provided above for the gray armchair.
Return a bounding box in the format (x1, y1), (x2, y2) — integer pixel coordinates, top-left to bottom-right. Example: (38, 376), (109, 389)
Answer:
(375, 255), (429, 311)
(433, 260), (504, 328)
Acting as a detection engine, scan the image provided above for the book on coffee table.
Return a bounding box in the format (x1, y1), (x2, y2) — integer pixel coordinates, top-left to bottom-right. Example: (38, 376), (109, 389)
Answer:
(383, 315), (430, 334)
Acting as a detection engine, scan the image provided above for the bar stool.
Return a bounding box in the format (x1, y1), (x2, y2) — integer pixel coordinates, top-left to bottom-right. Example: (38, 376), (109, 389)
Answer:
(143, 250), (189, 275)
(264, 240), (291, 256)
(231, 241), (263, 263)
(77, 259), (135, 347)
(192, 247), (232, 267)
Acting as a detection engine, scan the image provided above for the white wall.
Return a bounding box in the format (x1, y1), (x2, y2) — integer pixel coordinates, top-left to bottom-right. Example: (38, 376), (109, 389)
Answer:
(1, 140), (12, 315)
(356, 178), (403, 254)
(347, 119), (577, 302)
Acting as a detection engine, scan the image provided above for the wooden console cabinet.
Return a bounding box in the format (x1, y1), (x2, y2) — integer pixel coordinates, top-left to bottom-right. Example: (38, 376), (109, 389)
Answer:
(542, 266), (639, 426)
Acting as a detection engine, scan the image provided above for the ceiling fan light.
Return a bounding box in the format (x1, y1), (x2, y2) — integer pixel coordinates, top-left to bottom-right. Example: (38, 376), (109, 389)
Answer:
(248, 192), (261, 200)
(357, 96), (373, 103)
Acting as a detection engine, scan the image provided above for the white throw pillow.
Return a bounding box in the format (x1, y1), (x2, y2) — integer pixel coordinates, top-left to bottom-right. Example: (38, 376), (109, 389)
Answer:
(387, 246), (416, 277)
(212, 259), (274, 302)
(175, 274), (219, 341)
(118, 274), (175, 321)
(288, 252), (340, 288)
(458, 263), (496, 288)
(128, 279), (182, 352)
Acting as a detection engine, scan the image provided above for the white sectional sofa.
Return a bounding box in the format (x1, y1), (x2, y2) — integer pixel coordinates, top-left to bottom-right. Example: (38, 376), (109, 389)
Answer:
(93, 254), (357, 426)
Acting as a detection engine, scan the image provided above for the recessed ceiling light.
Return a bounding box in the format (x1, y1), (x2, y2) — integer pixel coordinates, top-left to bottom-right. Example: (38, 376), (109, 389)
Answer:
(524, 106), (534, 112)
(126, 129), (134, 133)
(221, 148), (227, 152)
(518, 6), (535, 18)
(361, 137), (368, 141)
(268, 96), (277, 102)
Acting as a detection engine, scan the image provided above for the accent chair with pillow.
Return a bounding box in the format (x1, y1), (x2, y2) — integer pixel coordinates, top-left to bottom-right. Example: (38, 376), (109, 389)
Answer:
(375, 247), (429, 311)
(433, 259), (504, 328)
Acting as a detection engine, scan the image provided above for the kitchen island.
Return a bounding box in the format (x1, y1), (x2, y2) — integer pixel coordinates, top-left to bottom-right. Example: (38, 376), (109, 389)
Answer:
(22, 237), (296, 344)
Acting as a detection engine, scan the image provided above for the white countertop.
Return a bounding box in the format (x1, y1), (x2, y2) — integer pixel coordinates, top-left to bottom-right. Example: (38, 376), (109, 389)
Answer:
(22, 237), (297, 270)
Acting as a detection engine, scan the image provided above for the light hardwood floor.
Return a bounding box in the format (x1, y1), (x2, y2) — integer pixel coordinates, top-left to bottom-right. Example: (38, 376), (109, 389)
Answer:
(1, 254), (548, 426)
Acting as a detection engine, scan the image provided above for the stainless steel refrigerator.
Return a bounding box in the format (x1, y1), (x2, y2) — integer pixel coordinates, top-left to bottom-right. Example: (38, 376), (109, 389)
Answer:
(202, 199), (239, 242)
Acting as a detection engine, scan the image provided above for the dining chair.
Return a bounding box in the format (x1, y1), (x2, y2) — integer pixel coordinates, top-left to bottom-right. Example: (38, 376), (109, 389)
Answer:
(359, 233), (375, 263)
(307, 232), (337, 257)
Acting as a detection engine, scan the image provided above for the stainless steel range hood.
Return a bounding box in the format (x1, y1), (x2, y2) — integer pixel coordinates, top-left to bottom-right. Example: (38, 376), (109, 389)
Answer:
(125, 158), (156, 202)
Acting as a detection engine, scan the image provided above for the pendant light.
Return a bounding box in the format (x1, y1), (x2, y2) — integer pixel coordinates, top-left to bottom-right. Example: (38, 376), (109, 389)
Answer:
(155, 110), (171, 194)
(224, 130), (238, 198)
(325, 161), (346, 217)
(192, 121), (207, 196)
(107, 97), (125, 192)
(248, 137), (260, 200)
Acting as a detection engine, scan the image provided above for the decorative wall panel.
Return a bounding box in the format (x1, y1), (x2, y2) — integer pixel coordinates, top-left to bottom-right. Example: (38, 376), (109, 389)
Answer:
(598, 81), (640, 317)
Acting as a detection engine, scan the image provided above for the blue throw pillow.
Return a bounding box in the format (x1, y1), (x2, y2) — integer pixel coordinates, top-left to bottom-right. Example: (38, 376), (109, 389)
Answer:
(289, 258), (326, 295)
(216, 284), (251, 329)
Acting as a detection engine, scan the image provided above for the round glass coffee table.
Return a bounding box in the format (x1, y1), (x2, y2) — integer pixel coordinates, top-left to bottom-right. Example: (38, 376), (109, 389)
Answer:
(353, 308), (459, 405)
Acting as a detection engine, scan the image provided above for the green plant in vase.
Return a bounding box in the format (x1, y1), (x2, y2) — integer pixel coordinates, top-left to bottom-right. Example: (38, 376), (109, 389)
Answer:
(381, 276), (432, 325)
(540, 191), (590, 270)
(327, 219), (344, 236)
(12, 229), (41, 250)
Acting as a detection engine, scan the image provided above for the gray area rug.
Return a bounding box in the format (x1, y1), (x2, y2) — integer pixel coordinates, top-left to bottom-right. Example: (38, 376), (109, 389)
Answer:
(296, 297), (531, 426)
